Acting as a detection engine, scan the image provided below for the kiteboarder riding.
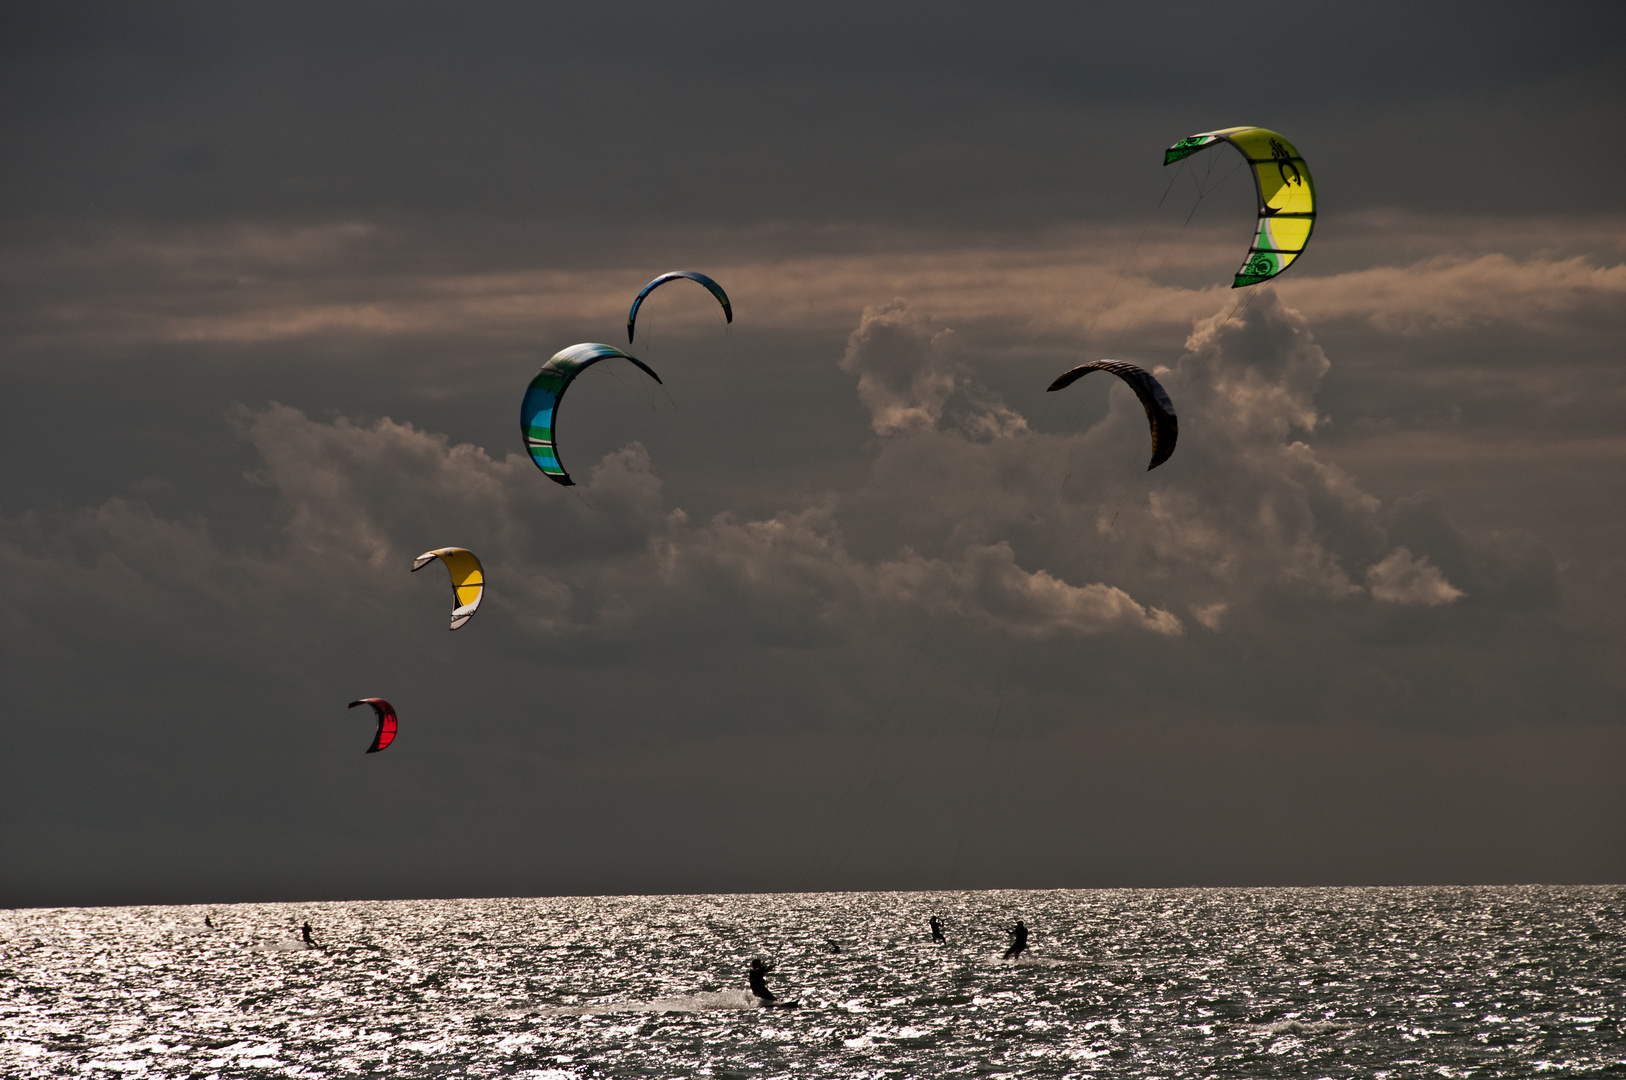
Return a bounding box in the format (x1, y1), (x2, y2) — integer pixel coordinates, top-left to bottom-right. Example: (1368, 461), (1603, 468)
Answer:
(1004, 919), (1028, 960)
(748, 958), (777, 1003)
(930, 915), (945, 944)
(302, 922), (316, 948)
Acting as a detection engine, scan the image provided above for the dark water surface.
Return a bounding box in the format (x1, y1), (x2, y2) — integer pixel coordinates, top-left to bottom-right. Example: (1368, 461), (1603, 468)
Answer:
(3, 886), (1622, 1077)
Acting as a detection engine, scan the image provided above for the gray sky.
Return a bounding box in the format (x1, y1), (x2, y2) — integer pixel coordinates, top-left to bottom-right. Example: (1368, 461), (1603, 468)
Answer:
(3, 1), (1623, 907)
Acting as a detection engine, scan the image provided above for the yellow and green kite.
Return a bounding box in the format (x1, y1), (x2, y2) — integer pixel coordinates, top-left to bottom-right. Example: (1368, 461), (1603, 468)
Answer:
(1164, 126), (1315, 287)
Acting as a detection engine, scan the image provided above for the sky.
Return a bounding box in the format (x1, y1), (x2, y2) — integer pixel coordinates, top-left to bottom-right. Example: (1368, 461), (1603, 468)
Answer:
(2, 1), (1623, 907)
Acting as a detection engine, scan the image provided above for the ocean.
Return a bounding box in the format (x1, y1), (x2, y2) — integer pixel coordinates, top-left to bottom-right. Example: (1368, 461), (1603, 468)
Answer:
(2, 886), (1621, 1078)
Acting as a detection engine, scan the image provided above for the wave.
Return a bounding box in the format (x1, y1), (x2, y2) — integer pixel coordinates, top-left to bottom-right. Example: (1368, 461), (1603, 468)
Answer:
(527, 989), (767, 1016)
(1253, 1019), (1357, 1037)
(255, 937), (316, 953)
(993, 952), (1078, 968)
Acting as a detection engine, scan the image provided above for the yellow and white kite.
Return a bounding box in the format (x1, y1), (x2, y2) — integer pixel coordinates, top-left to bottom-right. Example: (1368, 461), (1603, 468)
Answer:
(412, 547), (485, 630)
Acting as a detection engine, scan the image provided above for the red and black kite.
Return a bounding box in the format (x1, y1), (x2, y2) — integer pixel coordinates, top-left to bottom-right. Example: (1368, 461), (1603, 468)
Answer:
(347, 698), (398, 754)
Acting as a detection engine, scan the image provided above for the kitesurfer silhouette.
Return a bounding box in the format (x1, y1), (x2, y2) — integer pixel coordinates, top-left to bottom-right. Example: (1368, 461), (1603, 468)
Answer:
(1003, 919), (1028, 960)
(824, 938), (842, 954)
(747, 957), (777, 1003)
(302, 922), (316, 948)
(929, 915), (945, 944)
(205, 914), (213, 929)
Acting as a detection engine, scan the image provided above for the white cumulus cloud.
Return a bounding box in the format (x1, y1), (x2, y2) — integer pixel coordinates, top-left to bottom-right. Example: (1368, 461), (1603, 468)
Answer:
(1367, 547), (1466, 606)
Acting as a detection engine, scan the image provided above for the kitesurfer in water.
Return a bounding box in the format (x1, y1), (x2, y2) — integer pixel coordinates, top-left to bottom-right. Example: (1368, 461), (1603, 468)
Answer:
(302, 922), (316, 948)
(1004, 919), (1028, 960)
(748, 957), (777, 1003)
(824, 938), (842, 954)
(929, 915), (945, 944)
(205, 914), (213, 929)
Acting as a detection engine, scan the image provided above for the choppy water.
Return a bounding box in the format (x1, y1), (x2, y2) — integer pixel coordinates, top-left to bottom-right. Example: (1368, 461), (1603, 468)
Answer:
(2, 886), (1622, 1078)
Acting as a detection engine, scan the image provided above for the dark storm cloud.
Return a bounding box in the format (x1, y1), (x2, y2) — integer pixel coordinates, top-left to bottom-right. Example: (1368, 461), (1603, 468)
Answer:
(3, 0), (1624, 235)
(3, 3), (1624, 905)
(5, 289), (1619, 903)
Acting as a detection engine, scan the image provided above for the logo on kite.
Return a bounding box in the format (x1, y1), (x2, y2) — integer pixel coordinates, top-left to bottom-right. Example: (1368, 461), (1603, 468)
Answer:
(1166, 134), (1212, 158)
(412, 547), (484, 630)
(627, 271), (732, 344)
(1046, 360), (1179, 470)
(1268, 138), (1303, 188)
(521, 343), (663, 487)
(346, 698), (398, 754)
(1162, 126), (1315, 287)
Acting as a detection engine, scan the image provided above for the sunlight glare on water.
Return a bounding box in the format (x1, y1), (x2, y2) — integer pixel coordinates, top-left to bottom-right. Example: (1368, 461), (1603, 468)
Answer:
(2, 886), (1622, 1078)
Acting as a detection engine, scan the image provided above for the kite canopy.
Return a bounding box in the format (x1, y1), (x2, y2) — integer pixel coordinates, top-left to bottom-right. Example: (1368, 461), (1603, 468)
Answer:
(347, 698), (398, 754)
(521, 343), (662, 487)
(1163, 126), (1315, 287)
(627, 271), (732, 343)
(1047, 360), (1179, 470)
(411, 547), (484, 630)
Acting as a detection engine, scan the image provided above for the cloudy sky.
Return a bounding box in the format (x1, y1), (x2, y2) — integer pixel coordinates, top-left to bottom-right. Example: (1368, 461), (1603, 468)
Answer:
(3, 2), (1623, 907)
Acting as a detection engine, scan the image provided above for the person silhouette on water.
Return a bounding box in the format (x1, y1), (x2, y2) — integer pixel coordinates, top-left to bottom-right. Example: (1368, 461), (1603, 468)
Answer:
(205, 914), (213, 929)
(929, 915), (945, 944)
(748, 957), (777, 1003)
(824, 938), (842, 954)
(302, 922), (316, 948)
(1004, 919), (1028, 961)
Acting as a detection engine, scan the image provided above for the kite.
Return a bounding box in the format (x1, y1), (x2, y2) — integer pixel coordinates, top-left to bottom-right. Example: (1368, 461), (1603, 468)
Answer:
(346, 698), (398, 754)
(627, 271), (732, 343)
(521, 343), (662, 486)
(411, 547), (484, 630)
(1047, 360), (1179, 470)
(1163, 126), (1315, 287)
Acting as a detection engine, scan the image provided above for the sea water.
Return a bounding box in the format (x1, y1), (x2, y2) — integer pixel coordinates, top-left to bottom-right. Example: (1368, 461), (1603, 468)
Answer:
(2, 886), (1621, 1078)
